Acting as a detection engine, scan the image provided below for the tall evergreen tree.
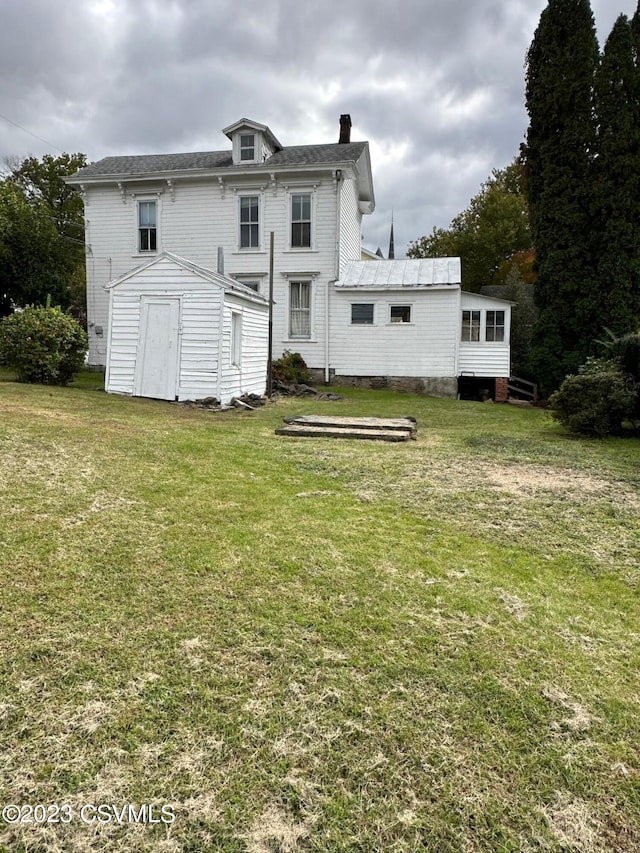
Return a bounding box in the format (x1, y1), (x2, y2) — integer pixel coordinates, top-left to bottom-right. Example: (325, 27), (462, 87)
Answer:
(593, 14), (640, 339)
(524, 0), (599, 392)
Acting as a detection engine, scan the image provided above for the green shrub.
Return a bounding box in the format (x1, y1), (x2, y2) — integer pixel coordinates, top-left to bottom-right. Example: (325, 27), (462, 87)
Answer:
(549, 370), (636, 437)
(272, 350), (312, 384)
(598, 329), (640, 420)
(602, 330), (640, 380)
(0, 306), (88, 385)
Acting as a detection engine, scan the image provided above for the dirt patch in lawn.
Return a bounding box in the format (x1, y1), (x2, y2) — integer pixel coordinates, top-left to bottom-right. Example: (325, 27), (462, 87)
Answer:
(483, 464), (640, 508)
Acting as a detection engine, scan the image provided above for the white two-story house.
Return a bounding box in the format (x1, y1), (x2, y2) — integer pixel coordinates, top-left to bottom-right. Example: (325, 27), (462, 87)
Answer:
(68, 115), (374, 382)
(68, 115), (512, 402)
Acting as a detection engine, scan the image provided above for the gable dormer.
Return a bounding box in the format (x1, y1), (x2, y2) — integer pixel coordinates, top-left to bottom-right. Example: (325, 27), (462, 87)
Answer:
(222, 118), (283, 166)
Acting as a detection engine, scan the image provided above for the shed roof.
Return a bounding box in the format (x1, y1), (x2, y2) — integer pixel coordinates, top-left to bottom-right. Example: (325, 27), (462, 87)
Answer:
(335, 258), (461, 289)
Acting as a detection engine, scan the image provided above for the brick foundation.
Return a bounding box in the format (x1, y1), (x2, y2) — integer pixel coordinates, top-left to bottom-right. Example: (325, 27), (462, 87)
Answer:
(495, 376), (509, 402)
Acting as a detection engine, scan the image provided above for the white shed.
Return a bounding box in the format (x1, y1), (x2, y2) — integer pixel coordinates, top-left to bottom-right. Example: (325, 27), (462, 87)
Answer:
(104, 252), (269, 404)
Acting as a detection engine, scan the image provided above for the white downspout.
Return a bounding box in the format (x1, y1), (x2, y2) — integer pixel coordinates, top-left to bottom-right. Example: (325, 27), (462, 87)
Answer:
(327, 169), (342, 383)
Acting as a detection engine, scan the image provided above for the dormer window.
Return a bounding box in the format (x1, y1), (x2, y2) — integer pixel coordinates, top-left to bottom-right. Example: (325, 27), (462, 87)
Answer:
(223, 119), (283, 165)
(240, 134), (255, 161)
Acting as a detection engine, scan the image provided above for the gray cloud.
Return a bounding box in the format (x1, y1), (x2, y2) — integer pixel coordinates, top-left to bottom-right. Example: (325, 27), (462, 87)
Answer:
(0, 0), (636, 255)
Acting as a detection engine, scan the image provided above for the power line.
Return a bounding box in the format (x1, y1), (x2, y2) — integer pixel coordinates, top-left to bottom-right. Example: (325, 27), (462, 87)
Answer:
(0, 112), (65, 154)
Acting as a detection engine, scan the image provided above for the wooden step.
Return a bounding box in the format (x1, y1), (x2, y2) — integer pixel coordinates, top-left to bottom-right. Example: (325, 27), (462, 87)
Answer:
(276, 424), (413, 441)
(276, 415), (417, 442)
(282, 415), (417, 436)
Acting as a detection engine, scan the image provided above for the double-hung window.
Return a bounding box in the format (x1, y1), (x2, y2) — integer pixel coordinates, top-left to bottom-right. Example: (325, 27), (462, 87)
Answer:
(240, 134), (255, 161)
(462, 310), (481, 341)
(291, 193), (312, 248)
(485, 310), (505, 342)
(239, 196), (259, 249)
(138, 200), (157, 252)
(290, 281), (311, 338)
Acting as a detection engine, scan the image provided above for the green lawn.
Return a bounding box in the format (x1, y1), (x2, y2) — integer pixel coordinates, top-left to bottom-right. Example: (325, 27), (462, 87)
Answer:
(0, 371), (639, 852)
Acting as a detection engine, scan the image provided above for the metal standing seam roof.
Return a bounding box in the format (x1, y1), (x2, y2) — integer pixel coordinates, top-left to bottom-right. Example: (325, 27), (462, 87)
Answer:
(71, 142), (369, 179)
(335, 259), (462, 288)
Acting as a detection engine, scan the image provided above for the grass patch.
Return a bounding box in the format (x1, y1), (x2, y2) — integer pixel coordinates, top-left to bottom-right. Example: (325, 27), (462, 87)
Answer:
(0, 370), (639, 851)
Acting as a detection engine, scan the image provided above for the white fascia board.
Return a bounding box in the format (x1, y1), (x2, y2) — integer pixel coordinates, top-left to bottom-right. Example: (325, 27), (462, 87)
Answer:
(353, 144), (375, 213)
(68, 161), (363, 187)
(461, 292), (516, 306)
(334, 284), (460, 292)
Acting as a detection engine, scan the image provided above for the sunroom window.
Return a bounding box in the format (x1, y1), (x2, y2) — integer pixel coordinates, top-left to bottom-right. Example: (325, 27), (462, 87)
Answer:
(486, 310), (505, 342)
(462, 310), (481, 341)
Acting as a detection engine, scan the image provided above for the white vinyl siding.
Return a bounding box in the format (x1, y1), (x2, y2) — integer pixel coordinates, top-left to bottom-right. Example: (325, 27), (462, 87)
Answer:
(105, 294), (141, 393)
(338, 178), (362, 276)
(331, 289), (459, 376)
(219, 297), (269, 401)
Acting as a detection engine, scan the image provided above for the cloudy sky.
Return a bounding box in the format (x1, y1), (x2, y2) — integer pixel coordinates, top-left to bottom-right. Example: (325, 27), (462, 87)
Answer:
(0, 0), (636, 256)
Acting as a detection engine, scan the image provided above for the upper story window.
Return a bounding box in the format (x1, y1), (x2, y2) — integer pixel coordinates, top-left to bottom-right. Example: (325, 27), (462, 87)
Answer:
(239, 196), (259, 249)
(486, 310), (505, 342)
(462, 310), (481, 341)
(240, 134), (255, 161)
(138, 200), (157, 252)
(291, 193), (312, 248)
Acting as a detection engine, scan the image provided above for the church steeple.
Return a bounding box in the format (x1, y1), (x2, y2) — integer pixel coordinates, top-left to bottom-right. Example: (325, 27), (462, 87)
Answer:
(388, 213), (395, 260)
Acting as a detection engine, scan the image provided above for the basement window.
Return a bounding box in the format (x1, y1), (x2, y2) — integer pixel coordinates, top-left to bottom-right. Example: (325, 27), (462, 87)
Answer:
(390, 305), (411, 323)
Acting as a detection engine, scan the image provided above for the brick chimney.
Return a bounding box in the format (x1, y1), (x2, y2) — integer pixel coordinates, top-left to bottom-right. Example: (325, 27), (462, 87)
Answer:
(339, 114), (352, 144)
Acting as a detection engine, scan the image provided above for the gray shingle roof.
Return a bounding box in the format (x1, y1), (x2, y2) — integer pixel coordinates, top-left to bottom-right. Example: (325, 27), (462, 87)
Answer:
(73, 142), (368, 179)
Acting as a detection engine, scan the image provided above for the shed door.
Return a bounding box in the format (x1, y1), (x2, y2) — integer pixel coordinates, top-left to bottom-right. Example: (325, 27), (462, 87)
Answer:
(135, 297), (180, 400)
